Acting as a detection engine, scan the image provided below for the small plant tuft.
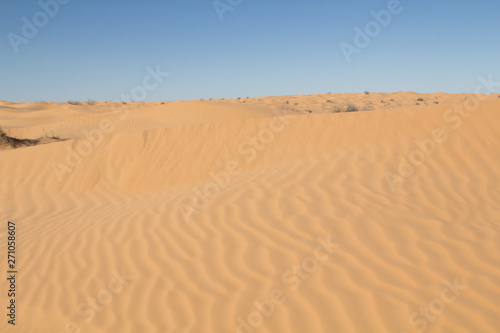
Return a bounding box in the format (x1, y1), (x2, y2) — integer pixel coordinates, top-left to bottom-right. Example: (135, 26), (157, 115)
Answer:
(345, 104), (359, 112)
(364, 91), (370, 95)
(417, 98), (424, 102)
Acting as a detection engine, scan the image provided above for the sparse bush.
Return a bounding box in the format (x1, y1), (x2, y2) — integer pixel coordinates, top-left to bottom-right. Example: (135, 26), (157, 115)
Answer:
(326, 99), (334, 103)
(381, 100), (385, 103)
(390, 99), (395, 101)
(0, 127), (40, 149)
(237, 97), (241, 100)
(122, 101), (127, 105)
(364, 91), (370, 95)
(434, 101), (439, 104)
(345, 104), (359, 112)
(417, 98), (424, 102)
(68, 100), (81, 105)
(87, 99), (96, 105)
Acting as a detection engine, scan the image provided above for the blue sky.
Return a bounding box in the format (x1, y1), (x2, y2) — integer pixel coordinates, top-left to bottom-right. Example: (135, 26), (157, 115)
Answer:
(1, 0), (499, 102)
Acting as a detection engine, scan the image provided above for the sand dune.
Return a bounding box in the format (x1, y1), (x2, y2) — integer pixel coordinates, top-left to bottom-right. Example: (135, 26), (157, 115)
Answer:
(1, 93), (499, 332)
(0, 100), (279, 142)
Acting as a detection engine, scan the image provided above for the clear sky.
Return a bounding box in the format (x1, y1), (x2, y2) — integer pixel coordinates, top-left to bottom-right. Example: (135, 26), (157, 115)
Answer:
(1, 0), (499, 102)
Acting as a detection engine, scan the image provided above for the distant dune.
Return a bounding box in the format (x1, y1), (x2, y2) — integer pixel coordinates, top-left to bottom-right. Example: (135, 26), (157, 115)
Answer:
(1, 93), (499, 332)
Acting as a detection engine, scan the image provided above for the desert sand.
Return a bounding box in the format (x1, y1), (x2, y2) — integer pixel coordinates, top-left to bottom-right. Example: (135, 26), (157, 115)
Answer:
(1, 92), (499, 333)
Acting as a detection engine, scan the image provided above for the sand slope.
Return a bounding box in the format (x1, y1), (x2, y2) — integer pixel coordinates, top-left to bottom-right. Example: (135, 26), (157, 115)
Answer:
(1, 94), (499, 333)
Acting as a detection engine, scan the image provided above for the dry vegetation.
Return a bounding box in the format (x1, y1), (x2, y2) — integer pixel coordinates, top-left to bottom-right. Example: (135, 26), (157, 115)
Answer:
(0, 127), (64, 150)
(0, 127), (40, 149)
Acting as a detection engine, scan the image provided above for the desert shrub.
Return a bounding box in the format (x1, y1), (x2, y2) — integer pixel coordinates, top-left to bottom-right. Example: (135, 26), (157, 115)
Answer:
(364, 91), (370, 95)
(0, 127), (40, 148)
(417, 98), (424, 102)
(433, 101), (439, 104)
(345, 104), (359, 112)
(326, 99), (333, 103)
(87, 99), (96, 105)
(68, 100), (81, 105)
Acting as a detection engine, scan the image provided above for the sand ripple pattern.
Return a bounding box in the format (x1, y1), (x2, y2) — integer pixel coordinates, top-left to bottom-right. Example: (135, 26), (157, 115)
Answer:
(1, 99), (499, 332)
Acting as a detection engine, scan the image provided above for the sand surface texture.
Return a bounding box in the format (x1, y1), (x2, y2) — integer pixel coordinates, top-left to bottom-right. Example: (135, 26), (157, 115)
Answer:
(1, 93), (499, 333)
